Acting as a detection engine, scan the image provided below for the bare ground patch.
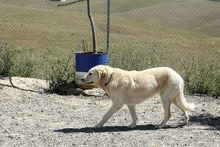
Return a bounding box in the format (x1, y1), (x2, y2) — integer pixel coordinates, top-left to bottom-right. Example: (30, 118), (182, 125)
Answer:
(0, 77), (219, 146)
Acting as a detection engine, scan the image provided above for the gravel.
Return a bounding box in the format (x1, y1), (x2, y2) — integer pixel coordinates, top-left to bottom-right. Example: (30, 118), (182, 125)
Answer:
(0, 77), (219, 146)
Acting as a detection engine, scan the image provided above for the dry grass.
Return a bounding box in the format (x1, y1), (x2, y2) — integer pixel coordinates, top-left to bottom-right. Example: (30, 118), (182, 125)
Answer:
(0, 0), (219, 96)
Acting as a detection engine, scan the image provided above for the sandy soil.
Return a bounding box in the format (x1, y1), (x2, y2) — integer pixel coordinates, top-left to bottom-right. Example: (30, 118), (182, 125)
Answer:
(0, 77), (219, 146)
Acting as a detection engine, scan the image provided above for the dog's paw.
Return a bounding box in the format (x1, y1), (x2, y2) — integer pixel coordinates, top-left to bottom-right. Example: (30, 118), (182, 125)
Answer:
(94, 123), (103, 129)
(155, 124), (166, 129)
(128, 123), (137, 129)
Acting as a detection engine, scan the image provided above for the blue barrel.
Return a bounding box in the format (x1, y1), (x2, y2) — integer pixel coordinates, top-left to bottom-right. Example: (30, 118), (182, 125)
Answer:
(76, 52), (109, 72)
(75, 52), (109, 87)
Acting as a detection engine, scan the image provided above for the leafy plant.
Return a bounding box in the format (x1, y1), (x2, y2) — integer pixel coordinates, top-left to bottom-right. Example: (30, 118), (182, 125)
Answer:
(180, 56), (220, 97)
(110, 43), (164, 71)
(0, 42), (35, 77)
(11, 56), (35, 77)
(0, 42), (14, 76)
(47, 53), (75, 92)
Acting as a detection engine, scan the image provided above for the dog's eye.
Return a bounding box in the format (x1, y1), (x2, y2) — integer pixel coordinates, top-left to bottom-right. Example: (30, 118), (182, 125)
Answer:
(89, 72), (92, 75)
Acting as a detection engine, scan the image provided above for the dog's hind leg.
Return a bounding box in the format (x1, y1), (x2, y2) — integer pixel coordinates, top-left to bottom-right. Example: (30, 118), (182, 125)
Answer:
(94, 103), (123, 129)
(157, 98), (172, 129)
(127, 105), (138, 129)
(157, 86), (178, 129)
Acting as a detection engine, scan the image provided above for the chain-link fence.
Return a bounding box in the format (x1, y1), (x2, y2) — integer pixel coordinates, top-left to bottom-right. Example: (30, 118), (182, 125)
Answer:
(1, 0), (219, 51)
(0, 1), (219, 70)
(0, 0), (220, 95)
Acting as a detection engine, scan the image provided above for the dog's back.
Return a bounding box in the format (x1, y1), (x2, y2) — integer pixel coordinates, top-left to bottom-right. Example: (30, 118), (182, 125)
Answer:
(83, 65), (195, 129)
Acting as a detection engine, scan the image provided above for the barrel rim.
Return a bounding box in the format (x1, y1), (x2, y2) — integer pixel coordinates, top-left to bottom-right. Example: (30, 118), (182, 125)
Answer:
(76, 51), (108, 55)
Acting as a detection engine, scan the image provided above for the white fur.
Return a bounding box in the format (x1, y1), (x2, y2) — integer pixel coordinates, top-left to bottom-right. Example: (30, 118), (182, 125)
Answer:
(81, 65), (195, 129)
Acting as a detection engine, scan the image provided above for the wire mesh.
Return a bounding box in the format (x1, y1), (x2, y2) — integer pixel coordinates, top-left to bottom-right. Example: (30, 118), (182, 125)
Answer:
(0, 0), (219, 72)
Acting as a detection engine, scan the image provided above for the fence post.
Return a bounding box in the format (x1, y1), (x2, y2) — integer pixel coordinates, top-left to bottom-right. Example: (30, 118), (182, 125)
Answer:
(87, 0), (97, 53)
(106, 0), (111, 54)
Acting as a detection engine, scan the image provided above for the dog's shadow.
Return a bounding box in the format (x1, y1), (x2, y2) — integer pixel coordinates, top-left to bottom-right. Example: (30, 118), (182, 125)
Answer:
(54, 124), (156, 133)
(189, 113), (220, 130)
(54, 124), (185, 134)
(55, 113), (220, 134)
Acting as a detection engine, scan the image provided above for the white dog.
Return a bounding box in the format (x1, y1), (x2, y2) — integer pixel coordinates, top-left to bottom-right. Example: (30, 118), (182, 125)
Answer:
(81, 65), (195, 129)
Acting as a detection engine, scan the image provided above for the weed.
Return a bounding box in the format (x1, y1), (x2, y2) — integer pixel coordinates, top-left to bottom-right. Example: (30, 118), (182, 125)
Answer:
(1, 42), (219, 97)
(0, 42), (35, 77)
(0, 42), (14, 76)
(110, 43), (164, 70)
(180, 56), (220, 97)
(46, 53), (75, 92)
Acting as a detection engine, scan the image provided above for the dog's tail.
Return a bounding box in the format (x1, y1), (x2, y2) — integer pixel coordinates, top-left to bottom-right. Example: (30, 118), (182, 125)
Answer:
(186, 102), (195, 111)
(175, 92), (195, 111)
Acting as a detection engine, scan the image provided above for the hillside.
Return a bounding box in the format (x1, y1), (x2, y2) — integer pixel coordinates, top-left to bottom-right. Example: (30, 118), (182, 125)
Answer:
(0, 0), (219, 64)
(115, 0), (220, 37)
(0, 0), (219, 44)
(56, 0), (220, 37)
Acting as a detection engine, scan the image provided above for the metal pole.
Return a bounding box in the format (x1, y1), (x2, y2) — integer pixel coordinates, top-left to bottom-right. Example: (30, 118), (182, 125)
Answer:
(87, 0), (97, 53)
(106, 0), (111, 54)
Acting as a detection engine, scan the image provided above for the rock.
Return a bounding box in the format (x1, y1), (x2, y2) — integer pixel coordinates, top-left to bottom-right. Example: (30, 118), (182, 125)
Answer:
(57, 82), (83, 95)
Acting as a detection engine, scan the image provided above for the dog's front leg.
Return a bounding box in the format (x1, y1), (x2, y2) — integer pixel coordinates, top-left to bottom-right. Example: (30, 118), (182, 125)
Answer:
(94, 103), (123, 129)
(127, 105), (138, 128)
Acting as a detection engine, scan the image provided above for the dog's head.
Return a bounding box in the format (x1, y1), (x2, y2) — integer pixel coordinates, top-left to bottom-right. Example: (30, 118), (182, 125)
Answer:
(81, 65), (113, 88)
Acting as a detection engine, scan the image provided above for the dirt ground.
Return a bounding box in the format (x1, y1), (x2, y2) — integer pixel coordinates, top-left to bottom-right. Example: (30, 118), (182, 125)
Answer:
(0, 77), (219, 147)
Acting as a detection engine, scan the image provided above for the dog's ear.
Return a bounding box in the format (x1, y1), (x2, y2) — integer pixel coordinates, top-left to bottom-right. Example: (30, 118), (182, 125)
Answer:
(97, 69), (107, 81)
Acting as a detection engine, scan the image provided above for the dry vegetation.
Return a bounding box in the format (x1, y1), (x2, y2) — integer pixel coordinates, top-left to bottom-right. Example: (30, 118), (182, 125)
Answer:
(0, 0), (220, 96)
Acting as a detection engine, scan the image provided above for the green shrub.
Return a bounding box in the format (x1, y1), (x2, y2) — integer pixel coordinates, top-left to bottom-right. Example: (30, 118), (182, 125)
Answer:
(180, 56), (220, 97)
(110, 43), (220, 98)
(11, 51), (35, 77)
(0, 42), (14, 76)
(1, 42), (219, 97)
(110, 43), (164, 70)
(46, 53), (75, 92)
(0, 42), (35, 77)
